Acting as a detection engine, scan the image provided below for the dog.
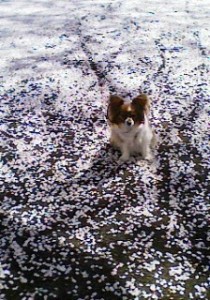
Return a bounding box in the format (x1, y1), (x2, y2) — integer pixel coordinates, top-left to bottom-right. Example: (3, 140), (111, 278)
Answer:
(107, 94), (155, 162)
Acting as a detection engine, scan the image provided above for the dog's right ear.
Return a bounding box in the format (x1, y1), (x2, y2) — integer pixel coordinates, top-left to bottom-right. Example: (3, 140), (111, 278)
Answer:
(107, 95), (124, 122)
(109, 95), (124, 106)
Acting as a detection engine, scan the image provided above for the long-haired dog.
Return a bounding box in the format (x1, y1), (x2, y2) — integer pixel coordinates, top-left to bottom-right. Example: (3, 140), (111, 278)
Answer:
(107, 94), (155, 162)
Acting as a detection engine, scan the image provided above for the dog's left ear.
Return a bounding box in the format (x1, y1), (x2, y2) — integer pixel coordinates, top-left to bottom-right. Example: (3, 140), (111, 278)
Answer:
(132, 94), (150, 114)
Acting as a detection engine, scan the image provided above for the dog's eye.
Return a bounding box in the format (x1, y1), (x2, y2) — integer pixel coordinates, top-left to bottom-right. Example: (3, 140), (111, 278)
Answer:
(118, 115), (125, 122)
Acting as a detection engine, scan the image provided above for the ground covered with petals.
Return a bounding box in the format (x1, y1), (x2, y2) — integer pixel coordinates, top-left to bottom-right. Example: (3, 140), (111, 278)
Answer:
(0, 1), (209, 299)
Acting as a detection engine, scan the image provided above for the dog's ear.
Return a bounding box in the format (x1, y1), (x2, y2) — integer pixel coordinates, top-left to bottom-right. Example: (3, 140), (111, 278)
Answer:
(107, 95), (124, 122)
(109, 95), (124, 107)
(132, 94), (150, 114)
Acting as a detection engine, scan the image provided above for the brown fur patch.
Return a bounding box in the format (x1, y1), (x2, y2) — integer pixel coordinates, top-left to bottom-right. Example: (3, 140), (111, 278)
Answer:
(132, 94), (150, 115)
(107, 95), (124, 123)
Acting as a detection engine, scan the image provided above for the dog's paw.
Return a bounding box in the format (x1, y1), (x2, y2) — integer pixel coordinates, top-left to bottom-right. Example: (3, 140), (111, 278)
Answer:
(118, 154), (130, 163)
(143, 153), (153, 161)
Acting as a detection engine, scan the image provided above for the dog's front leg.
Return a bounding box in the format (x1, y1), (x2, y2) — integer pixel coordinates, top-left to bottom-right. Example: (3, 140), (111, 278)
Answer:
(141, 142), (153, 161)
(119, 143), (130, 162)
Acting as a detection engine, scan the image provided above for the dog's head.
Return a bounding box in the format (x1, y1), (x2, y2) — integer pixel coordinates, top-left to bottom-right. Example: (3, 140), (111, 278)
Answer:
(107, 94), (150, 131)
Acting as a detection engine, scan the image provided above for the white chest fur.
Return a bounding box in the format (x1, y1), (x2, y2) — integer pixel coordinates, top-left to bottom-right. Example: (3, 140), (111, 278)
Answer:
(109, 116), (154, 161)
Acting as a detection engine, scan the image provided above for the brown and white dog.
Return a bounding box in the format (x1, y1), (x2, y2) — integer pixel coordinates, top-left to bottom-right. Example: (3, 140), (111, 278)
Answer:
(107, 94), (155, 162)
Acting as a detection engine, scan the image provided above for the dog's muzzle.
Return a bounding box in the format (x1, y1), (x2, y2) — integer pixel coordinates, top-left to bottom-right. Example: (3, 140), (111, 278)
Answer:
(125, 118), (134, 127)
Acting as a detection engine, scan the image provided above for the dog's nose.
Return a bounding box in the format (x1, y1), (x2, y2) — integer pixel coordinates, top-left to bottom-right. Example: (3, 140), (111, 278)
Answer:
(126, 118), (133, 127)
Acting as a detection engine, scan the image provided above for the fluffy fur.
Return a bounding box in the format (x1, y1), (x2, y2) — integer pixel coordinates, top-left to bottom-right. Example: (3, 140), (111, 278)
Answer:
(107, 94), (155, 162)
